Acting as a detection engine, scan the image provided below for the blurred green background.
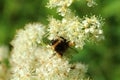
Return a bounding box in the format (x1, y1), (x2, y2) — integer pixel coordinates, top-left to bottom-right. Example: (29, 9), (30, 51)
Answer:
(0, 0), (120, 80)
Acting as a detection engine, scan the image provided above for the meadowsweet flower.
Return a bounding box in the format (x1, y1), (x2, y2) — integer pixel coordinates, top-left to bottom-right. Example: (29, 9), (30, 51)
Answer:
(9, 23), (89, 80)
(82, 15), (104, 42)
(86, 0), (97, 7)
(48, 14), (85, 48)
(47, 14), (104, 48)
(46, 0), (73, 16)
(0, 45), (9, 80)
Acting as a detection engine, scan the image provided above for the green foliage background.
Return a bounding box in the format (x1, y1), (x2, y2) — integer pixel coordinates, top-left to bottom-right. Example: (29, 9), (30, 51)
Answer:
(0, 0), (120, 80)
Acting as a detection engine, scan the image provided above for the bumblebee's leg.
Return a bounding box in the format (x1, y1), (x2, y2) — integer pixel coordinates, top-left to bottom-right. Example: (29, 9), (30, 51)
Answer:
(56, 52), (62, 58)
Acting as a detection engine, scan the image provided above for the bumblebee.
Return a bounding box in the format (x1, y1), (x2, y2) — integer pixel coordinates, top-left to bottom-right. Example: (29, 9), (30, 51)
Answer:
(50, 37), (75, 56)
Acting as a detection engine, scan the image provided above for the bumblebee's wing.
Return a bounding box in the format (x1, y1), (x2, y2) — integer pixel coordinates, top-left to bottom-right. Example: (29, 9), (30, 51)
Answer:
(63, 46), (79, 58)
(40, 33), (51, 46)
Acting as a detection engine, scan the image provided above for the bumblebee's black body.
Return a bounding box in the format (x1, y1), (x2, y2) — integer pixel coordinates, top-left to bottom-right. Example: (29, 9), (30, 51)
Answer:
(51, 37), (69, 56)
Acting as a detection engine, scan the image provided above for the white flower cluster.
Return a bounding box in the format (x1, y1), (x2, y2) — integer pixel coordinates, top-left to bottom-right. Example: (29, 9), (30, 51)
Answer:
(9, 23), (88, 80)
(47, 0), (103, 48)
(82, 16), (104, 42)
(0, 45), (9, 80)
(47, 0), (97, 16)
(86, 0), (97, 7)
(47, 15), (104, 48)
(46, 0), (73, 16)
(47, 15), (85, 48)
